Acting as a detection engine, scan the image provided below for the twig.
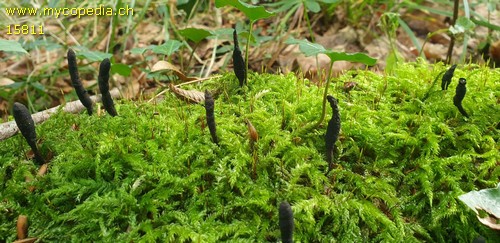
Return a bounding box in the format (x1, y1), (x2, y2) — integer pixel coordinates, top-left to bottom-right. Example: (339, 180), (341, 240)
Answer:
(0, 88), (120, 141)
(446, 0), (460, 64)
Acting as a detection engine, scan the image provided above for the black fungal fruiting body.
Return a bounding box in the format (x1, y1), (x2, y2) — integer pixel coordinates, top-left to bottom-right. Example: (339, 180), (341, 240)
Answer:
(13, 103), (44, 165)
(204, 90), (218, 145)
(441, 64), (457, 90)
(453, 78), (469, 118)
(98, 58), (117, 117)
(233, 29), (246, 87)
(325, 95), (341, 172)
(279, 201), (294, 243)
(67, 49), (93, 115)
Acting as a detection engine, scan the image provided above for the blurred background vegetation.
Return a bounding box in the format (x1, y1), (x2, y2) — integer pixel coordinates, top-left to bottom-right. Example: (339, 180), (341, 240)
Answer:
(0, 0), (499, 118)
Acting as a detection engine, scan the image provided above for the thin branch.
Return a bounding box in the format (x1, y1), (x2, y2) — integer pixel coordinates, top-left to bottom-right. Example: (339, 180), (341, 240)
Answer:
(0, 88), (120, 141)
(446, 0), (460, 64)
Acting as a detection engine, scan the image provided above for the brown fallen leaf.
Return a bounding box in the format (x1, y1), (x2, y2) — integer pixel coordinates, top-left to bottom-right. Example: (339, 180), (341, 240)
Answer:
(169, 83), (205, 104)
(489, 40), (500, 67)
(17, 215), (28, 240)
(151, 60), (199, 82)
(0, 77), (15, 87)
(37, 163), (48, 176)
(476, 207), (500, 230)
(28, 163), (48, 192)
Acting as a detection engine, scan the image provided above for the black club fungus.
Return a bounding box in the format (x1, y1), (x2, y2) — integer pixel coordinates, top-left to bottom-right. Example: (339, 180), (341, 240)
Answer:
(441, 64), (457, 90)
(233, 28), (246, 87)
(67, 49), (93, 115)
(279, 201), (294, 243)
(325, 95), (341, 172)
(453, 77), (469, 118)
(13, 102), (44, 165)
(204, 90), (218, 145)
(98, 58), (118, 117)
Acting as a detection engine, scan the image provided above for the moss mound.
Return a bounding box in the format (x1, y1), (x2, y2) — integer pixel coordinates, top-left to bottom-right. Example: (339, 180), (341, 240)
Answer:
(1, 62), (499, 242)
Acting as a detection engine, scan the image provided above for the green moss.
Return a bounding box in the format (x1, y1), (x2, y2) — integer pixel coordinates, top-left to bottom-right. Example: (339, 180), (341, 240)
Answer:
(1, 62), (499, 242)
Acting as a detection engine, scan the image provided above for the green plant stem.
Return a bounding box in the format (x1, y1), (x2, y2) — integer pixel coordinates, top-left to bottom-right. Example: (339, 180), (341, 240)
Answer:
(420, 29), (448, 57)
(245, 20), (255, 85)
(187, 0), (201, 21)
(421, 70), (446, 102)
(107, 0), (122, 53)
(315, 61), (334, 127)
(303, 7), (315, 43)
(186, 42), (200, 71)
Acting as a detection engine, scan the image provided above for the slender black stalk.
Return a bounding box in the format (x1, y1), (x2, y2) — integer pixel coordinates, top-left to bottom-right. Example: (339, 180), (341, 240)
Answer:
(422, 69), (446, 102)
(279, 201), (294, 243)
(98, 58), (117, 117)
(204, 90), (218, 145)
(67, 49), (93, 115)
(13, 102), (44, 165)
(325, 95), (340, 173)
(453, 78), (469, 118)
(233, 28), (246, 87)
(445, 0), (460, 64)
(441, 64), (457, 90)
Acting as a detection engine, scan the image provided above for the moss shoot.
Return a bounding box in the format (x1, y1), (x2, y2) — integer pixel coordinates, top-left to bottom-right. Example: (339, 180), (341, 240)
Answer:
(0, 61), (499, 242)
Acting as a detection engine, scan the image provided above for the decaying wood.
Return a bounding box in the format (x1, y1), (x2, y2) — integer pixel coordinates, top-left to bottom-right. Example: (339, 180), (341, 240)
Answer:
(0, 88), (120, 141)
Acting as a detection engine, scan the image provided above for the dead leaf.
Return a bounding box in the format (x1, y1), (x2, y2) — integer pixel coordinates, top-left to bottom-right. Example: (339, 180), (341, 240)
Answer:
(169, 83), (204, 104)
(17, 215), (28, 240)
(151, 60), (198, 81)
(7, 58), (30, 76)
(118, 68), (145, 99)
(489, 40), (500, 67)
(136, 22), (163, 44)
(476, 209), (500, 230)
(0, 77), (15, 87)
(422, 42), (448, 61)
(38, 163), (48, 176)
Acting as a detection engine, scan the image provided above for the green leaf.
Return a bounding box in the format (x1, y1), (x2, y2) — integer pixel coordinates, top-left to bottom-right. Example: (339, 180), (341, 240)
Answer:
(74, 47), (113, 62)
(131, 47), (148, 55)
(320, 0), (341, 3)
(215, 0), (275, 21)
(304, 0), (321, 13)
(449, 17), (476, 35)
(324, 51), (377, 66)
(111, 63), (132, 77)
(152, 40), (183, 56)
(5, 81), (25, 90)
(385, 51), (398, 74)
(470, 17), (500, 31)
(238, 31), (257, 45)
(179, 28), (213, 43)
(209, 28), (234, 39)
(0, 39), (28, 54)
(30, 81), (46, 92)
(285, 37), (326, 56)
(286, 38), (377, 65)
